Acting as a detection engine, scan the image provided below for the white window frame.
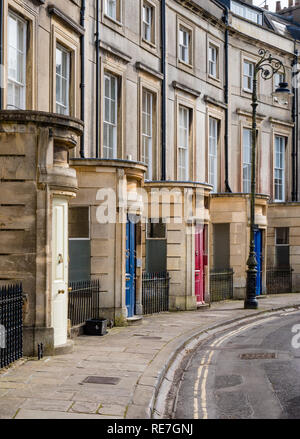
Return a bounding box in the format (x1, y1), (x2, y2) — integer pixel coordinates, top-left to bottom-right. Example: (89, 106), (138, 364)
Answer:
(56, 44), (71, 115)
(142, 90), (153, 180)
(142, 3), (153, 42)
(243, 128), (252, 193)
(103, 73), (118, 159)
(7, 11), (27, 110)
(178, 106), (189, 181)
(243, 61), (254, 92)
(209, 117), (218, 192)
(274, 135), (286, 202)
(179, 27), (190, 65)
(105, 0), (118, 21)
(208, 44), (218, 78)
(231, 1), (263, 25)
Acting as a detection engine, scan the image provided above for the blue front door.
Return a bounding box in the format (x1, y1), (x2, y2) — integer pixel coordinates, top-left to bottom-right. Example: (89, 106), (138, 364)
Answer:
(254, 229), (262, 296)
(126, 216), (136, 317)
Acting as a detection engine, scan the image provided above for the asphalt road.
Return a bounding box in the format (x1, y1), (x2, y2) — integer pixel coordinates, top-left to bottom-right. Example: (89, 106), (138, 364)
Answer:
(175, 309), (300, 419)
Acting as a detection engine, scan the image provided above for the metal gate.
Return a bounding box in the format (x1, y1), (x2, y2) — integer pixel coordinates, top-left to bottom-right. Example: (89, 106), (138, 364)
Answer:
(266, 267), (293, 294)
(68, 279), (101, 327)
(210, 269), (234, 302)
(142, 272), (170, 315)
(0, 284), (23, 369)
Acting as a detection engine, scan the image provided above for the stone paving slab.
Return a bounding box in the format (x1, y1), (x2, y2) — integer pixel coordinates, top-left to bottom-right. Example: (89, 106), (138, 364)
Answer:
(0, 294), (300, 419)
(14, 409), (122, 419)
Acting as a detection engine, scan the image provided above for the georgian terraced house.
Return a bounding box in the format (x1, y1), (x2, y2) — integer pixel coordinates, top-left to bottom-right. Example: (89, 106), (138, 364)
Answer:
(1, 0), (300, 356)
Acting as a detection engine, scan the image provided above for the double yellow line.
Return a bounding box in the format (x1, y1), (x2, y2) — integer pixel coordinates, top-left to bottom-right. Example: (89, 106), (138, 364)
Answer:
(193, 316), (277, 419)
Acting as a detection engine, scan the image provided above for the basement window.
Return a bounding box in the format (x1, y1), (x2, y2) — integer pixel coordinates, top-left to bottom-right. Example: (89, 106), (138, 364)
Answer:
(147, 219), (166, 239)
(69, 207), (91, 282)
(275, 227), (290, 268)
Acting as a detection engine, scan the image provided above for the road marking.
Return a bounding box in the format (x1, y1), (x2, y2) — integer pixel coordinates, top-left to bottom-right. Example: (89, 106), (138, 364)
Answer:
(193, 316), (278, 419)
(281, 310), (300, 316)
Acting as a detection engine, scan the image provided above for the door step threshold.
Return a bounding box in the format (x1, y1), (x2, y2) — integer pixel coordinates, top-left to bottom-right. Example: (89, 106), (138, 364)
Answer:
(197, 303), (210, 310)
(127, 316), (143, 326)
(54, 340), (74, 356)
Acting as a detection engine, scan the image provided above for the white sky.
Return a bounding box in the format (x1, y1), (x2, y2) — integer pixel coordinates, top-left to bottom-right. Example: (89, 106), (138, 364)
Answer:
(253, 0), (289, 11)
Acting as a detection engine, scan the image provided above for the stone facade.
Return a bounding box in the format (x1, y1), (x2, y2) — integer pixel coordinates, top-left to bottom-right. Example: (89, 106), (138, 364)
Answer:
(0, 111), (83, 355)
(1, 0), (300, 355)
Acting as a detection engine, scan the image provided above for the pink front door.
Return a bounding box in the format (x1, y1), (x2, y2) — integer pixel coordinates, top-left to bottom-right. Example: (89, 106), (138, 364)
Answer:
(195, 226), (205, 304)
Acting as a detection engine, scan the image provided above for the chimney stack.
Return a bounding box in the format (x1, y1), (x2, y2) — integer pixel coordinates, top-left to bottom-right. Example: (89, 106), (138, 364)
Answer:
(288, 0), (294, 7)
(276, 1), (282, 12)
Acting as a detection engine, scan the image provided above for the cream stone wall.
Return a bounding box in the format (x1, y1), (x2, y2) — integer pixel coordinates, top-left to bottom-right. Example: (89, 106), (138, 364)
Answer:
(70, 159), (146, 320)
(0, 112), (83, 355)
(143, 182), (211, 310)
(210, 195), (268, 299)
(268, 203), (300, 292)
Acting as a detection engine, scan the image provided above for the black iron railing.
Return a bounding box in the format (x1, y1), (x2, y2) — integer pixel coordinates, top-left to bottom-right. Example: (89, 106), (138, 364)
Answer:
(266, 267), (293, 294)
(210, 269), (234, 302)
(142, 272), (170, 315)
(0, 283), (23, 369)
(68, 280), (101, 327)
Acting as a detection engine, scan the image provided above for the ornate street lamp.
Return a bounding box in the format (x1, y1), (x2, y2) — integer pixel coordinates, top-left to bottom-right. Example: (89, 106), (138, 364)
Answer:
(245, 49), (291, 310)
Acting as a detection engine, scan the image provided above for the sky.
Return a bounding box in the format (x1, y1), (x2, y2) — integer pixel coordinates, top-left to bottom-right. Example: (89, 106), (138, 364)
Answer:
(253, 0), (289, 11)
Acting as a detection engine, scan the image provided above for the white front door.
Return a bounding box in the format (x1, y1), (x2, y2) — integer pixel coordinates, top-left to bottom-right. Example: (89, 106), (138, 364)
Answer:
(51, 198), (68, 347)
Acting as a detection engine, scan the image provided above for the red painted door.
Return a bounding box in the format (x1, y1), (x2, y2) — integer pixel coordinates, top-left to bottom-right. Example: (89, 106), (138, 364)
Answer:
(195, 226), (205, 304)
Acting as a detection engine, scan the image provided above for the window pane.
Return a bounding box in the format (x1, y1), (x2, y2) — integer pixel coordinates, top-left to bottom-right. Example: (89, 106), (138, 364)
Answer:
(8, 16), (17, 49)
(209, 118), (218, 191)
(274, 136), (285, 201)
(56, 48), (62, 75)
(107, 0), (117, 19)
(148, 219), (166, 239)
(243, 129), (252, 193)
(8, 12), (26, 109)
(142, 90), (153, 179)
(69, 207), (90, 239)
(105, 76), (110, 98)
(178, 106), (189, 181)
(103, 73), (118, 158)
(8, 47), (17, 79)
(56, 45), (70, 115)
(276, 227), (289, 245)
(179, 28), (190, 63)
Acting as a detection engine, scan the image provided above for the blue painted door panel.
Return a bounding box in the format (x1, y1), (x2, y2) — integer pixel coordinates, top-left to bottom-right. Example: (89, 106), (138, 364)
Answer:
(126, 217), (136, 317)
(254, 229), (262, 296)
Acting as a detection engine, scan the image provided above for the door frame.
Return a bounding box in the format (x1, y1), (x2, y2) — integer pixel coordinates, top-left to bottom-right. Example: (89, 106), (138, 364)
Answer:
(195, 224), (205, 304)
(125, 215), (136, 318)
(51, 197), (69, 347)
(254, 227), (263, 297)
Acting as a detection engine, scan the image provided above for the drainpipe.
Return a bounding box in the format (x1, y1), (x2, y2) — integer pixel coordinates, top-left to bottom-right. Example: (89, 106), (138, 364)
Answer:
(291, 43), (299, 202)
(295, 47), (299, 201)
(161, 0), (166, 181)
(0, 0), (3, 109)
(80, 0), (86, 158)
(224, 7), (232, 193)
(95, 0), (100, 158)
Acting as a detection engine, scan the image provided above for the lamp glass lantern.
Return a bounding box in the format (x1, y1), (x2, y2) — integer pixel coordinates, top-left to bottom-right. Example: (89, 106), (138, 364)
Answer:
(273, 81), (292, 105)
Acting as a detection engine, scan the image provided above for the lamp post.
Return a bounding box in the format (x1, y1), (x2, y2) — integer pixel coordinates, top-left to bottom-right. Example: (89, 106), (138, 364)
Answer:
(244, 49), (291, 310)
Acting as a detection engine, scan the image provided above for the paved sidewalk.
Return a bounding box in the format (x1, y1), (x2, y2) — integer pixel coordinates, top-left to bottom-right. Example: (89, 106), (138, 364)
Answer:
(0, 294), (300, 419)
